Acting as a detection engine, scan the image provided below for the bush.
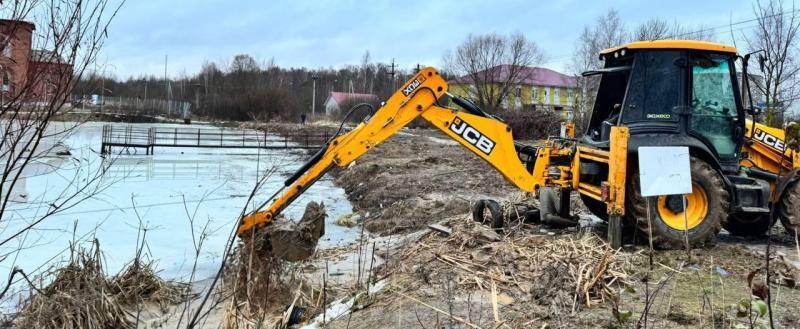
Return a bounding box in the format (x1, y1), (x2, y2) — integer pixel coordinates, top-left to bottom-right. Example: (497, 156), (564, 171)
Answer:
(497, 110), (564, 140)
(198, 89), (301, 122)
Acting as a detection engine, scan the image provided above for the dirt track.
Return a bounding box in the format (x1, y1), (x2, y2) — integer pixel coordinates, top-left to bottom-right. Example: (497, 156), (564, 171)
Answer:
(235, 122), (800, 329)
(334, 129), (518, 235)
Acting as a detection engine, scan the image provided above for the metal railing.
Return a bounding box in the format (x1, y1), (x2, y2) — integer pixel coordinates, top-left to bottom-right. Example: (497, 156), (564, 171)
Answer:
(101, 124), (329, 155)
(74, 95), (192, 118)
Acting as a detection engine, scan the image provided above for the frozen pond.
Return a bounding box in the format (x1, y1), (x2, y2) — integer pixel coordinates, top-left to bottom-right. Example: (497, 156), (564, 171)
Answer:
(0, 122), (355, 290)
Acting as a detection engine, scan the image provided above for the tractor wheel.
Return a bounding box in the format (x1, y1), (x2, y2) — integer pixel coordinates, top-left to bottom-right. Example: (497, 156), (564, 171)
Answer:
(580, 194), (609, 221)
(779, 180), (800, 235)
(724, 213), (773, 237)
(626, 157), (728, 249)
(472, 199), (504, 230)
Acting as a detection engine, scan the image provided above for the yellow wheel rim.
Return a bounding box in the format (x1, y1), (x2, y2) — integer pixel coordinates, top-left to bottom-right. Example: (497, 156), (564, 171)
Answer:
(657, 182), (709, 231)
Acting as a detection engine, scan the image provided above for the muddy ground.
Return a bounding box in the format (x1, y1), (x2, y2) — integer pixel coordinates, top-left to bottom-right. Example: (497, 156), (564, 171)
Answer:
(227, 122), (800, 329)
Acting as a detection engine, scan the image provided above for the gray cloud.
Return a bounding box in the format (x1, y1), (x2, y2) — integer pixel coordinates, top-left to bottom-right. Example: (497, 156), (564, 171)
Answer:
(101, 0), (753, 78)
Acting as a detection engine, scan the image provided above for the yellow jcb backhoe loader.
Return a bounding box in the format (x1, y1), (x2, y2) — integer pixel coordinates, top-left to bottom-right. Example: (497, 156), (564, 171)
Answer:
(238, 40), (800, 258)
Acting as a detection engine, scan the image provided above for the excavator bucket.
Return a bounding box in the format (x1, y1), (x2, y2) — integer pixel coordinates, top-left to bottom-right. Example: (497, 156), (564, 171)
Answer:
(247, 202), (327, 262)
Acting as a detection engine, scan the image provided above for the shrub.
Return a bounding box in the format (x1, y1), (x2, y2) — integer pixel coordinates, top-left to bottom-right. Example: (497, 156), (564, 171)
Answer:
(497, 110), (564, 140)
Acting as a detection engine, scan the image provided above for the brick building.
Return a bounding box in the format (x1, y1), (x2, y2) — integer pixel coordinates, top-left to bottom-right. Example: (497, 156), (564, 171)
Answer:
(0, 19), (72, 104)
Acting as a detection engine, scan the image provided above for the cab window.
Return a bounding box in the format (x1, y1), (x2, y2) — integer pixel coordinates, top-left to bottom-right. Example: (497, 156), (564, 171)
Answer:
(621, 51), (684, 123)
(690, 53), (738, 158)
(690, 54), (736, 116)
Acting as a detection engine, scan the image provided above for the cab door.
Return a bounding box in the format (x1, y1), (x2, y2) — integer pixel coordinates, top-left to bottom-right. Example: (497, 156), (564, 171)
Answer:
(689, 52), (743, 161)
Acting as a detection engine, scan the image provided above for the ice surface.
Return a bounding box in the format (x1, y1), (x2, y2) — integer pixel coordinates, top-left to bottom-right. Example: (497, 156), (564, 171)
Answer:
(0, 122), (355, 308)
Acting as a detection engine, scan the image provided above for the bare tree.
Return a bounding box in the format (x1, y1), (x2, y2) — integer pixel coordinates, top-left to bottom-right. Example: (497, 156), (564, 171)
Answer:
(230, 54), (260, 73)
(632, 17), (715, 41)
(570, 10), (628, 122)
(359, 50), (374, 94)
(0, 0), (123, 299)
(744, 0), (800, 126)
(570, 11), (716, 127)
(444, 32), (544, 112)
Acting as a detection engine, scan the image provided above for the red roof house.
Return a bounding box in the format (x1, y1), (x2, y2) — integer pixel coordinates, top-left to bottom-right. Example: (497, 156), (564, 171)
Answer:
(450, 65), (577, 88)
(324, 92), (379, 116)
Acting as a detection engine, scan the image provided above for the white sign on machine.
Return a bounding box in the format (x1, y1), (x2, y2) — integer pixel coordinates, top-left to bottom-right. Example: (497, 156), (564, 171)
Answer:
(637, 146), (692, 197)
(637, 146), (693, 249)
(637, 146), (694, 254)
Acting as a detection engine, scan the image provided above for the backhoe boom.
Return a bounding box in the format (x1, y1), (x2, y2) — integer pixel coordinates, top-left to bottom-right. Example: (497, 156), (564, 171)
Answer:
(237, 68), (539, 236)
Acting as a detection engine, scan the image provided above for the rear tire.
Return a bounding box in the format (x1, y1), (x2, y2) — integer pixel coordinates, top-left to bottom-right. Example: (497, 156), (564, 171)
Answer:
(472, 199), (504, 230)
(580, 194), (609, 221)
(626, 156), (728, 249)
(779, 180), (800, 235)
(724, 213), (773, 237)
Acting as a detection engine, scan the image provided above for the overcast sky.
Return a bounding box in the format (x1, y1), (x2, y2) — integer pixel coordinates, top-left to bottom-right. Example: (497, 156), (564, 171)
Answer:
(101, 0), (756, 79)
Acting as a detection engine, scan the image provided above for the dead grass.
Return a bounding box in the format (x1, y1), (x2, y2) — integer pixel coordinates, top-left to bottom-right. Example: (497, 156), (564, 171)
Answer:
(14, 241), (188, 329)
(222, 228), (312, 328)
(362, 215), (632, 328)
(221, 202), (336, 328)
(112, 260), (188, 306)
(15, 242), (133, 329)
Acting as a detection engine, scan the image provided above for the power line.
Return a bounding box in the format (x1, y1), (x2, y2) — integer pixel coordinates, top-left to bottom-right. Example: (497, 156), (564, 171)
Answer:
(541, 8), (800, 67)
(668, 8), (800, 39)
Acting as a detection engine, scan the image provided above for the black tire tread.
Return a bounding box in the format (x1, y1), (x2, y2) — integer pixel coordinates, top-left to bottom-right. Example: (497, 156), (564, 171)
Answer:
(779, 180), (800, 235)
(580, 193), (609, 221)
(472, 199), (504, 230)
(626, 157), (728, 249)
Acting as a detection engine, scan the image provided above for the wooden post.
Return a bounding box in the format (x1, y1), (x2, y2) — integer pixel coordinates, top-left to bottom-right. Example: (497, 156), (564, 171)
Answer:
(608, 215), (622, 249)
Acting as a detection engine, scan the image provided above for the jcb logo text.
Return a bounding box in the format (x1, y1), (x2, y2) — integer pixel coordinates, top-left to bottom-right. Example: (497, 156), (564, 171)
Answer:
(449, 117), (496, 155)
(754, 128), (786, 152)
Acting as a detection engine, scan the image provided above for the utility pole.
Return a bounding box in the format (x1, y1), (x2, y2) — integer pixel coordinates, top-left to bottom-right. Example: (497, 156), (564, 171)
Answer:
(388, 58), (396, 91)
(311, 74), (319, 117)
(100, 68), (105, 114)
(165, 54), (171, 117)
(143, 80), (148, 114)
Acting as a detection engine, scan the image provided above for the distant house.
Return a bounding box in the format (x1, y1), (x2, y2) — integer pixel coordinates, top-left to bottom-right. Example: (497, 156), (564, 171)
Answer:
(0, 19), (73, 104)
(324, 92), (379, 116)
(448, 65), (578, 112)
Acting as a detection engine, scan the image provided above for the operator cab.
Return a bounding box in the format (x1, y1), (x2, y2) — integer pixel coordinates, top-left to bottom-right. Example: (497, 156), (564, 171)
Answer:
(583, 40), (745, 173)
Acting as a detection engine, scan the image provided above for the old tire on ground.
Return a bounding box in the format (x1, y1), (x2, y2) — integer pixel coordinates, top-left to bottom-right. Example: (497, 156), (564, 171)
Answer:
(724, 213), (773, 236)
(779, 180), (800, 235)
(626, 156), (728, 249)
(472, 199), (503, 229)
(580, 194), (609, 221)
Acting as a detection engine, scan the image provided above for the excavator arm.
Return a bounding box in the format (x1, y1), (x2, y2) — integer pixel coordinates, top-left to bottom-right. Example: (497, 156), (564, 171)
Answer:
(237, 67), (541, 236)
